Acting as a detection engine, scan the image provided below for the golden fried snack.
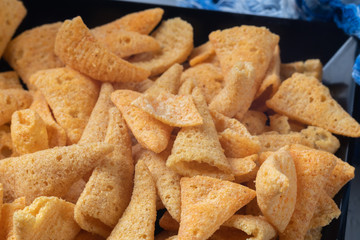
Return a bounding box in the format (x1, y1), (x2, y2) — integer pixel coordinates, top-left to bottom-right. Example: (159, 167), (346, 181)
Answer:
(222, 215), (277, 240)
(111, 89), (172, 153)
(63, 179), (86, 204)
(92, 8), (164, 35)
(159, 211), (179, 232)
(113, 78), (154, 93)
(130, 18), (193, 77)
(178, 78), (196, 95)
(166, 88), (234, 180)
(280, 145), (337, 240)
(300, 126), (340, 153)
(178, 176), (256, 240)
(78, 83), (114, 144)
(3, 22), (64, 89)
(30, 91), (67, 148)
(75, 108), (134, 237)
(211, 110), (260, 158)
(0, 124), (15, 160)
(0, 142), (113, 204)
(266, 73), (360, 137)
(0, 0), (26, 58)
(74, 231), (105, 240)
(0, 88), (32, 126)
(13, 197), (80, 240)
(257, 131), (313, 152)
(30, 67), (99, 144)
(0, 197), (26, 240)
(304, 227), (322, 240)
(55, 16), (150, 83)
(269, 114), (291, 134)
(236, 110), (267, 135)
(11, 109), (49, 155)
(155, 231), (177, 240)
(280, 59), (323, 80)
(256, 146), (297, 233)
(228, 154), (259, 183)
(107, 160), (156, 240)
(209, 61), (255, 118)
(0, 71), (22, 89)
(189, 41), (215, 67)
(209, 226), (249, 240)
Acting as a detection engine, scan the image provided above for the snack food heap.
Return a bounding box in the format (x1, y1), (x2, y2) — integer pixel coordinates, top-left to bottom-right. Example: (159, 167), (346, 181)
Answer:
(0, 0), (358, 239)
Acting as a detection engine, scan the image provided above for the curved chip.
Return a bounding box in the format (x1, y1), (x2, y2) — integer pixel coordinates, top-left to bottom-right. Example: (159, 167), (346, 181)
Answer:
(0, 197), (26, 240)
(257, 131), (313, 152)
(228, 154), (259, 183)
(159, 211), (180, 232)
(189, 41), (216, 67)
(300, 126), (340, 153)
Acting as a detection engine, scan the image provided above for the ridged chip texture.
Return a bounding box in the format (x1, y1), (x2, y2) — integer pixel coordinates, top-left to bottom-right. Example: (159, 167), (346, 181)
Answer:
(0, 142), (113, 204)
(178, 176), (256, 240)
(266, 73), (360, 137)
(55, 16), (150, 83)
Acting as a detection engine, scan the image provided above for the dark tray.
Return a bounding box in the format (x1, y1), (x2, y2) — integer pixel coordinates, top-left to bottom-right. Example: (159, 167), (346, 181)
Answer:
(5, 1), (360, 239)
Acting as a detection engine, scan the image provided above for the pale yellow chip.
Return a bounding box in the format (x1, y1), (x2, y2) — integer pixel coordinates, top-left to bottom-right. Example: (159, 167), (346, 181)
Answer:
(4, 22), (64, 90)
(178, 176), (256, 240)
(130, 17), (193, 77)
(300, 126), (340, 153)
(236, 110), (267, 135)
(11, 109), (49, 155)
(0, 197), (26, 240)
(0, 124), (16, 160)
(0, 0), (26, 58)
(256, 146), (297, 233)
(189, 41), (216, 67)
(159, 211), (180, 232)
(0, 71), (22, 89)
(107, 160), (156, 240)
(13, 196), (80, 240)
(111, 89), (172, 153)
(228, 154), (259, 183)
(30, 67), (99, 145)
(266, 73), (360, 137)
(55, 16), (150, 83)
(0, 142), (113, 204)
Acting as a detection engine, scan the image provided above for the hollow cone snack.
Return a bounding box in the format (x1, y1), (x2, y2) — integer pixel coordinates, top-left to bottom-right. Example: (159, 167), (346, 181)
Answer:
(166, 87), (234, 180)
(0, 197), (26, 240)
(13, 197), (81, 240)
(0, 142), (113, 204)
(107, 160), (156, 240)
(30, 67), (99, 144)
(75, 108), (134, 237)
(266, 73), (360, 137)
(178, 176), (256, 240)
(55, 16), (150, 83)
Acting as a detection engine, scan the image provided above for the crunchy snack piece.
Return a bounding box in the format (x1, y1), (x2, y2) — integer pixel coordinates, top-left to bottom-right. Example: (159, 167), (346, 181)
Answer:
(266, 73), (360, 137)
(280, 59), (323, 80)
(111, 89), (172, 153)
(210, 226), (249, 240)
(211, 110), (260, 158)
(11, 109), (49, 155)
(269, 114), (291, 134)
(256, 146), (297, 233)
(280, 145), (337, 240)
(30, 91), (67, 148)
(74, 231), (105, 240)
(228, 154), (259, 183)
(107, 160), (156, 240)
(130, 17), (193, 77)
(4, 22), (64, 89)
(0, 183), (2, 220)
(132, 91), (203, 127)
(55, 16), (150, 83)
(78, 83), (114, 144)
(0, 71), (22, 89)
(0, 89), (33, 126)
(222, 215), (277, 240)
(304, 59), (323, 80)
(304, 227), (322, 240)
(300, 126), (340, 153)
(75, 108), (134, 237)
(93, 29), (160, 58)
(92, 8), (164, 35)
(0, 124), (15, 160)
(30, 67), (99, 144)
(0, 142), (113, 204)
(63, 179), (86, 204)
(159, 211), (180, 232)
(178, 176), (256, 240)
(113, 78), (154, 93)
(257, 131), (313, 152)
(0, 0), (26, 58)
(209, 61), (256, 118)
(166, 88), (234, 180)
(178, 78), (196, 95)
(181, 63), (223, 104)
(189, 41), (216, 67)
(236, 110), (267, 135)
(13, 196), (80, 240)
(0, 197), (26, 240)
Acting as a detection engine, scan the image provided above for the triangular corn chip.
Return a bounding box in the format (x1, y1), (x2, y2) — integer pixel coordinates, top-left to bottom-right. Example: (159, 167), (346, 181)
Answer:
(111, 89), (172, 153)
(166, 88), (234, 180)
(13, 197), (80, 240)
(266, 73), (360, 137)
(107, 160), (156, 240)
(30, 67), (99, 145)
(189, 41), (215, 67)
(228, 154), (259, 183)
(256, 146), (297, 233)
(178, 176), (256, 240)
(0, 142), (113, 204)
(0, 197), (26, 240)
(54, 16), (150, 83)
(75, 108), (134, 237)
(130, 18), (193, 77)
(0, 71), (22, 89)
(0, 89), (33, 126)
